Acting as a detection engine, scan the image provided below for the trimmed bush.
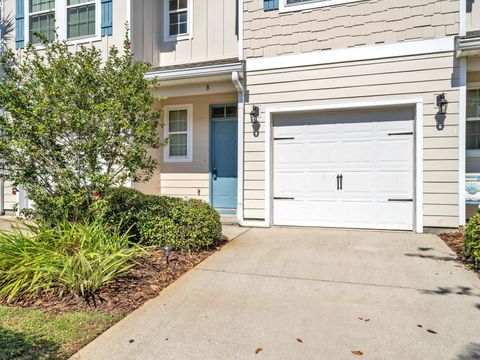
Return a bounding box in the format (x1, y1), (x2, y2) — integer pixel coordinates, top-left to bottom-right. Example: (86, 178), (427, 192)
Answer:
(104, 187), (222, 251)
(465, 213), (480, 268)
(0, 221), (143, 302)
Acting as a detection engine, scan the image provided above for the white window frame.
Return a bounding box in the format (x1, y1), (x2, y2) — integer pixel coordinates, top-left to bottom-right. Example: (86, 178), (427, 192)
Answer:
(163, 104), (193, 163)
(65, 0), (98, 41)
(26, 0), (56, 44)
(163, 0), (193, 42)
(24, 0), (101, 47)
(466, 83), (480, 158)
(279, 0), (363, 12)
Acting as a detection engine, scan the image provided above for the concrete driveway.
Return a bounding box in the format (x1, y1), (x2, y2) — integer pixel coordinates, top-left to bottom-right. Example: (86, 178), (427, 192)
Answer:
(73, 227), (480, 360)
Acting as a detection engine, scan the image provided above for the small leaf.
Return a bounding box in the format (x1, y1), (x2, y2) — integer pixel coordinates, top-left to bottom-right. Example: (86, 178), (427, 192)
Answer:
(296, 338), (303, 343)
(351, 350), (364, 356)
(255, 347), (263, 354)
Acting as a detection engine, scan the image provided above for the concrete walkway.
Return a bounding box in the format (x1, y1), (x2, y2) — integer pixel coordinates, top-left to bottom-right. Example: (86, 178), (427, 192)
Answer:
(73, 227), (480, 360)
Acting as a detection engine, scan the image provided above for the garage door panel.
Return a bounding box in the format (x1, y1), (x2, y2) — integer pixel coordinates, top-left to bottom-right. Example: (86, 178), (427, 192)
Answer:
(274, 171), (306, 198)
(342, 140), (374, 166)
(377, 139), (413, 164)
(377, 171), (412, 195)
(340, 171), (374, 194)
(305, 141), (339, 167)
(305, 171), (339, 198)
(273, 107), (414, 230)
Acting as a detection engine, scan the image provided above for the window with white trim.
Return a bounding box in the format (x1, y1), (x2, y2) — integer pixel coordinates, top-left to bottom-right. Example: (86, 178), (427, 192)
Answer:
(67, 0), (96, 39)
(29, 0), (56, 44)
(467, 89), (480, 150)
(26, 0), (100, 45)
(164, 0), (191, 41)
(164, 105), (193, 162)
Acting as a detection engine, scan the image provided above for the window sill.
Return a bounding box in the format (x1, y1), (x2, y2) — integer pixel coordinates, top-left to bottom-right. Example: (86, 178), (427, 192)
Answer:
(164, 34), (192, 42)
(66, 35), (101, 45)
(163, 157), (193, 163)
(279, 0), (363, 12)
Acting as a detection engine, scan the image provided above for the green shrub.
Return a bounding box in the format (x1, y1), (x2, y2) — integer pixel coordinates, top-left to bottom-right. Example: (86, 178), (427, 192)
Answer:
(104, 187), (222, 251)
(0, 221), (143, 302)
(137, 198), (222, 251)
(465, 213), (480, 268)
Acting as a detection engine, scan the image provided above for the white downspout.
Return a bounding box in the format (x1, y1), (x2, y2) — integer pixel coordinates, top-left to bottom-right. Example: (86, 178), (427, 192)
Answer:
(232, 71), (245, 225)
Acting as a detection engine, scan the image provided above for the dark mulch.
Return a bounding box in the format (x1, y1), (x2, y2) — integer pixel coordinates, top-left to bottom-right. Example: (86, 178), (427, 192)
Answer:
(3, 241), (226, 315)
(438, 229), (466, 262)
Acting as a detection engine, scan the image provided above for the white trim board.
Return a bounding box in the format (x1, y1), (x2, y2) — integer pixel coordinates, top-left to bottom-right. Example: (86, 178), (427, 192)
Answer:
(459, 58), (467, 226)
(263, 98), (424, 233)
(247, 37), (456, 72)
(279, 0), (363, 12)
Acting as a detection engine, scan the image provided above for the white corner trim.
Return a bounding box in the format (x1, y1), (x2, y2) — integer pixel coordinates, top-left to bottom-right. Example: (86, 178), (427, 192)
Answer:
(459, 0), (467, 37)
(163, 104), (194, 163)
(163, 0), (193, 42)
(238, 0), (244, 61)
(459, 58), (467, 226)
(247, 37), (456, 72)
(264, 98), (424, 233)
(279, 0), (362, 12)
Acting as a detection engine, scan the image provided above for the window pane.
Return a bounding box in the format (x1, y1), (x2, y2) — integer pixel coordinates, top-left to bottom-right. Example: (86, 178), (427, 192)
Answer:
(467, 135), (477, 149)
(169, 10), (188, 36)
(467, 121), (476, 135)
(169, 134), (188, 157)
(467, 90), (479, 118)
(226, 105), (238, 117)
(169, 110), (187, 132)
(67, 4), (96, 39)
(68, 0), (91, 5)
(30, 12), (55, 44)
(170, 0), (187, 11)
(30, 0), (55, 13)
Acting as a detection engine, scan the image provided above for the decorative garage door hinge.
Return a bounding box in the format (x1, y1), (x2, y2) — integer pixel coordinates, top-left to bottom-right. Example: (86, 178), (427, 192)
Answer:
(387, 132), (414, 136)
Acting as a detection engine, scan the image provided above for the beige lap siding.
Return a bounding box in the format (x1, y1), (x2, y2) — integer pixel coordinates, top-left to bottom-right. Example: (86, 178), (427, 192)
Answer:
(244, 51), (460, 227)
(244, 0), (459, 58)
(134, 92), (237, 203)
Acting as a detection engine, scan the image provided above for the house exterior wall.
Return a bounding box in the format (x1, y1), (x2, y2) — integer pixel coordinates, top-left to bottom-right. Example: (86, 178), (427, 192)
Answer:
(243, 0), (459, 58)
(243, 49), (461, 228)
(134, 92), (237, 202)
(4, 0), (128, 61)
(132, 0), (239, 67)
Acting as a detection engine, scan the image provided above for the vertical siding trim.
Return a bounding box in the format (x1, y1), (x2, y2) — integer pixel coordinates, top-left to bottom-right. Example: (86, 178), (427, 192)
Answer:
(101, 0), (113, 36)
(459, 58), (467, 226)
(264, 0), (279, 11)
(15, 0), (24, 49)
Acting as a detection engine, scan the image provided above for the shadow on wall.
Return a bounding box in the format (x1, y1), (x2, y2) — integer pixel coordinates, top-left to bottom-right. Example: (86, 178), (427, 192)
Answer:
(0, 327), (60, 359)
(456, 343), (480, 360)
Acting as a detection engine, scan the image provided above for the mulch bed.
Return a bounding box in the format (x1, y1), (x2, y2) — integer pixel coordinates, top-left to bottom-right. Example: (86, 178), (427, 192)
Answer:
(2, 241), (226, 315)
(438, 229), (466, 262)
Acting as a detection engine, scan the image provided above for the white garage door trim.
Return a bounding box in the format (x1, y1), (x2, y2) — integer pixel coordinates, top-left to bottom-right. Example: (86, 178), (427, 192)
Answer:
(264, 98), (424, 233)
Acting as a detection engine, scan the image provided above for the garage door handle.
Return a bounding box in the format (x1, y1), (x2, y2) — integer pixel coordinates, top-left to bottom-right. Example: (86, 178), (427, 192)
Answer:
(274, 197), (295, 200)
(388, 199), (413, 202)
(336, 175), (340, 190)
(339, 174), (343, 190)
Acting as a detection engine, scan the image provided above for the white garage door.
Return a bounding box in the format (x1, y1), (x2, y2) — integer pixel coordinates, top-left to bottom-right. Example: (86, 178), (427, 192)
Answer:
(273, 107), (414, 230)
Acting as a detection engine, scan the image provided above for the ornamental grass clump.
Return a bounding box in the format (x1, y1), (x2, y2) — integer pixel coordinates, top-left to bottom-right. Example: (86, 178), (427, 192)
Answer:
(0, 221), (143, 303)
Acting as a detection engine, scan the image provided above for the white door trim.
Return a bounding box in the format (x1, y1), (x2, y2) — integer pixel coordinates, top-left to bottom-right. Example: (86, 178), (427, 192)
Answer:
(264, 98), (424, 233)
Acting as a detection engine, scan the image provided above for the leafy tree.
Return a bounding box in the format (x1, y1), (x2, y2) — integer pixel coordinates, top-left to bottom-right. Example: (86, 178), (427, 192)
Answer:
(0, 33), (163, 222)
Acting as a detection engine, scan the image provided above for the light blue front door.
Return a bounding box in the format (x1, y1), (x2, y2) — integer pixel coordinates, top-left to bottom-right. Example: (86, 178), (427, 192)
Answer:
(211, 105), (238, 214)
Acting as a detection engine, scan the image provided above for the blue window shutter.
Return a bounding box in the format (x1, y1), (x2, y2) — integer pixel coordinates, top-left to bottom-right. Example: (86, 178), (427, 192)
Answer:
(101, 0), (113, 36)
(264, 0), (279, 11)
(15, 0), (25, 49)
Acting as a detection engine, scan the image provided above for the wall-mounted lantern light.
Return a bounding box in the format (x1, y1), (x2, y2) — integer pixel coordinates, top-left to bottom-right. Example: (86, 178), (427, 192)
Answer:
(250, 105), (259, 123)
(436, 93), (448, 115)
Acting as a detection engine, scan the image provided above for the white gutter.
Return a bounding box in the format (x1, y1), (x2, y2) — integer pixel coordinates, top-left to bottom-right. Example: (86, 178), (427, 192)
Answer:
(146, 62), (244, 81)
